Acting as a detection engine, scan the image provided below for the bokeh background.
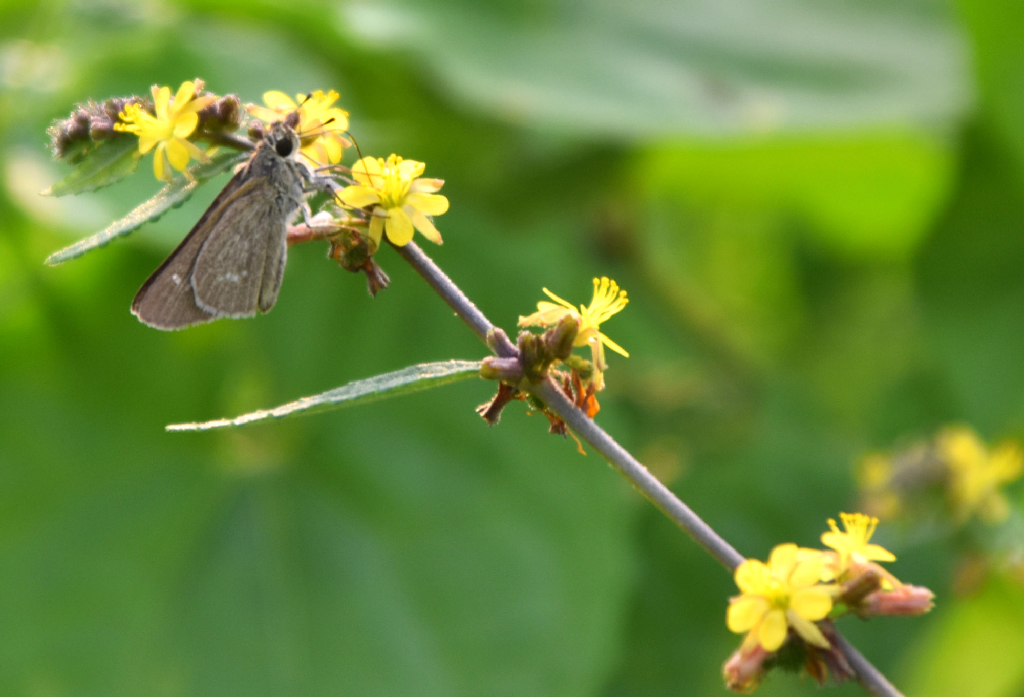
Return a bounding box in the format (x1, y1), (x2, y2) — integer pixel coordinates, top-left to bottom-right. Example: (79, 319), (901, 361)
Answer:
(1, 0), (1023, 695)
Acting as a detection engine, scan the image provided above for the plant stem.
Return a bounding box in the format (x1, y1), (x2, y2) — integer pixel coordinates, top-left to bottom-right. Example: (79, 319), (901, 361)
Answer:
(392, 241), (515, 357)
(395, 240), (904, 697)
(533, 378), (745, 568)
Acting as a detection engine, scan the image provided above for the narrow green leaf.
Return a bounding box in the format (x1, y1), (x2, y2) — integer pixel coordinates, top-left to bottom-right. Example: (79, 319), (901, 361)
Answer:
(43, 136), (140, 197)
(167, 359), (484, 432)
(45, 150), (249, 266)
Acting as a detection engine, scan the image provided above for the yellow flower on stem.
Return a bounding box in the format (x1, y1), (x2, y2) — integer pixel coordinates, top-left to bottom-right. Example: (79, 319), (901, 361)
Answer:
(726, 544), (834, 652)
(939, 426), (1024, 524)
(337, 154), (449, 247)
(248, 90), (350, 165)
(820, 512), (896, 578)
(115, 80), (216, 181)
(518, 277), (628, 391)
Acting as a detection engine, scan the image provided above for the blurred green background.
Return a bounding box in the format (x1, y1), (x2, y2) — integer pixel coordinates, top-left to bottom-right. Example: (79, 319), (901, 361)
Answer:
(1, 0), (1023, 694)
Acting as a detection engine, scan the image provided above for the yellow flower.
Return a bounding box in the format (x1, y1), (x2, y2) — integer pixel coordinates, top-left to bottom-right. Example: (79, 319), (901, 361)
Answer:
(337, 154), (448, 247)
(248, 90), (350, 165)
(820, 512), (896, 578)
(726, 544), (833, 652)
(857, 453), (902, 521)
(115, 81), (215, 181)
(518, 277), (629, 391)
(939, 426), (1024, 524)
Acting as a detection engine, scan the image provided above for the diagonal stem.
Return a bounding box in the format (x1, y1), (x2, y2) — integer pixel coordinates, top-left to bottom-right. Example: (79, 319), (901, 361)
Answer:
(394, 239), (903, 697)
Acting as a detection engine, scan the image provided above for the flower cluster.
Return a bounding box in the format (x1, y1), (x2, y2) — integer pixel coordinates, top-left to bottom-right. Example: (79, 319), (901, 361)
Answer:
(858, 426), (1023, 526)
(114, 80), (216, 181)
(248, 90), (350, 165)
(518, 277), (629, 392)
(723, 513), (933, 692)
(59, 78), (451, 262)
(337, 155), (449, 248)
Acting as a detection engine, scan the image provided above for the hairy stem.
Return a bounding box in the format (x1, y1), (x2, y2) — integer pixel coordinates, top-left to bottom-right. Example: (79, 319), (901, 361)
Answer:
(394, 240), (903, 697)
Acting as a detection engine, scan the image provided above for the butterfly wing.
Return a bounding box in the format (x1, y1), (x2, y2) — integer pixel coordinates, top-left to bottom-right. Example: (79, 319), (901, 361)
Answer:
(190, 176), (288, 318)
(131, 168), (256, 330)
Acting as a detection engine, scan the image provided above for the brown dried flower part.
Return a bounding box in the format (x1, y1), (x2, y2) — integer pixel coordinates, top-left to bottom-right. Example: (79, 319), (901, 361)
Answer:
(324, 224), (390, 297)
(195, 93), (242, 135)
(47, 95), (149, 161)
(803, 624), (856, 687)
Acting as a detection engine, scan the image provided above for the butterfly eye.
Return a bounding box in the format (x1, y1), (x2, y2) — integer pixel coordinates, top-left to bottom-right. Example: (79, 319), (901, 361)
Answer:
(275, 137), (294, 157)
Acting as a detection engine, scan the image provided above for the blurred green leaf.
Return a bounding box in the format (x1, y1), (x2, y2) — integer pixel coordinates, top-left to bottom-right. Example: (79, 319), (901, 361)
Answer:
(340, 0), (970, 137)
(904, 576), (1024, 697)
(638, 133), (955, 260)
(42, 135), (139, 197)
(44, 150), (248, 266)
(959, 0), (1024, 181)
(168, 359), (484, 432)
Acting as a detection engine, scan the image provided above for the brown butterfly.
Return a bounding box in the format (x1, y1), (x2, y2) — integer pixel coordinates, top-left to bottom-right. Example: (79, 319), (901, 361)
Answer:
(132, 121), (308, 330)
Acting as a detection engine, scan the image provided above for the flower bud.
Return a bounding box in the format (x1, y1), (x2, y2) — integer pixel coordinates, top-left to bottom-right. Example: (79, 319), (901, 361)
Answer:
(543, 314), (580, 361)
(479, 356), (523, 382)
(248, 121), (267, 141)
(859, 584), (935, 617)
(518, 332), (546, 382)
(197, 94), (242, 134)
(723, 643), (770, 694)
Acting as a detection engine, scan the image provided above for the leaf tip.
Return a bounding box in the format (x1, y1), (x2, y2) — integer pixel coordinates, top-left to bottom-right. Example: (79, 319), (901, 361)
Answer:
(44, 250), (67, 266)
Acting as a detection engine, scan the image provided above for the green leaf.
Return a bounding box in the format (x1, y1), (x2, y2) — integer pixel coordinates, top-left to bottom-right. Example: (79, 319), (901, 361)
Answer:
(42, 135), (140, 197)
(904, 576), (1024, 697)
(167, 360), (484, 432)
(340, 0), (970, 137)
(44, 150), (249, 266)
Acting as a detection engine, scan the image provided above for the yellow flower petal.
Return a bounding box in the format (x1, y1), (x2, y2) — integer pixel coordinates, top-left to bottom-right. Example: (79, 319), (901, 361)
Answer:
(790, 557), (826, 589)
(153, 85), (170, 120)
(303, 141), (329, 166)
(541, 288), (579, 313)
(727, 596), (770, 633)
(137, 136), (157, 155)
(598, 331), (629, 358)
(164, 138), (191, 172)
(368, 210), (385, 247)
(320, 136), (343, 164)
(179, 94), (216, 116)
(172, 111), (199, 139)
(172, 80), (196, 114)
(408, 206), (443, 245)
(385, 207), (414, 246)
(410, 177), (444, 194)
(396, 158), (425, 179)
(338, 185), (382, 208)
(790, 587), (832, 620)
(179, 138), (208, 162)
(246, 105), (283, 123)
(322, 107), (349, 131)
(734, 559), (772, 596)
(860, 544), (896, 563)
(768, 544), (799, 581)
(992, 443), (1024, 480)
(786, 610), (830, 648)
(351, 156), (383, 188)
(758, 609), (788, 652)
(406, 192), (449, 216)
(262, 90), (297, 111)
(518, 303), (575, 328)
(153, 142), (168, 181)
